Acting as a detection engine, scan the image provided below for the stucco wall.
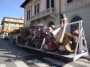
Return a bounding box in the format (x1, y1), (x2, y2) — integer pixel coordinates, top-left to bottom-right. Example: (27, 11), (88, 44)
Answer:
(62, 4), (90, 45)
(62, 0), (90, 13)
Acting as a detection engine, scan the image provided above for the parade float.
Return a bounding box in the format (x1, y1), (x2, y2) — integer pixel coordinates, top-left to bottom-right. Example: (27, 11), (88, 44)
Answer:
(13, 18), (89, 62)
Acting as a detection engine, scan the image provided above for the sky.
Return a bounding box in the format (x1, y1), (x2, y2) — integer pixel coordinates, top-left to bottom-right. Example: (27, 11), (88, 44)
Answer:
(0, 0), (25, 26)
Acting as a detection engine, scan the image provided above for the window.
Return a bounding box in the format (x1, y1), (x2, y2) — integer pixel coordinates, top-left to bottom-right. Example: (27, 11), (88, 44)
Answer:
(16, 20), (19, 22)
(19, 24), (23, 27)
(27, 10), (28, 21)
(35, 6), (36, 14)
(51, 0), (54, 8)
(5, 18), (10, 21)
(67, 0), (73, 3)
(37, 4), (39, 13)
(46, 0), (49, 8)
(12, 28), (14, 31)
(5, 27), (8, 30)
(6, 27), (8, 30)
(28, 10), (30, 20)
(10, 23), (15, 26)
(13, 19), (19, 22)
(27, 9), (31, 21)
(46, 0), (54, 9)
(5, 23), (9, 26)
(34, 3), (40, 14)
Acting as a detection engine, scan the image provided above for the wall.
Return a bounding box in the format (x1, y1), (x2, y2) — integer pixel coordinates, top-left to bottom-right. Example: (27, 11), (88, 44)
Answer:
(24, 0), (61, 27)
(61, 0), (90, 13)
(62, 4), (90, 46)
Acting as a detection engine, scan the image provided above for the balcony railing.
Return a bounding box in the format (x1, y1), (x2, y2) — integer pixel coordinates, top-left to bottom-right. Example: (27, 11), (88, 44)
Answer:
(30, 8), (55, 21)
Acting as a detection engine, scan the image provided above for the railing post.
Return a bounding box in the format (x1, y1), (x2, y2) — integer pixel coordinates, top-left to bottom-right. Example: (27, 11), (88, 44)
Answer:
(79, 21), (83, 53)
(50, 8), (52, 13)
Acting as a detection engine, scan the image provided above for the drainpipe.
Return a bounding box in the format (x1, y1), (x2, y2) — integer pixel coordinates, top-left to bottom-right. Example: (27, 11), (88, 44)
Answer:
(59, 0), (61, 20)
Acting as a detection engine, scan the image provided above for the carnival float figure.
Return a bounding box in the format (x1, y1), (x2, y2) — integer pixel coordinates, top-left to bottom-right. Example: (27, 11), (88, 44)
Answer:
(55, 14), (78, 52)
(14, 13), (88, 61)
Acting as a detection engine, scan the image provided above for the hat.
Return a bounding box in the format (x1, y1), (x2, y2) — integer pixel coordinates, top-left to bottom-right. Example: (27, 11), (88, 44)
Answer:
(60, 14), (66, 19)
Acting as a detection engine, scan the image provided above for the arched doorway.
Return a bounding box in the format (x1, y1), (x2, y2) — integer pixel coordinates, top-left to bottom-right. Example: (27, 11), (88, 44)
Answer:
(47, 21), (54, 27)
(71, 16), (82, 33)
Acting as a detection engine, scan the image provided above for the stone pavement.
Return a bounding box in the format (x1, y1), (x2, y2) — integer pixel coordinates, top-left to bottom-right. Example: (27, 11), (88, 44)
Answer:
(9, 39), (90, 67)
(63, 53), (90, 67)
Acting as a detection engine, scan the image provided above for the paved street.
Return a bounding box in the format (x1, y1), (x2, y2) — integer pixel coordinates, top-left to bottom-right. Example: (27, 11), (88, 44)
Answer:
(0, 39), (90, 67)
(0, 39), (30, 67)
(0, 39), (65, 67)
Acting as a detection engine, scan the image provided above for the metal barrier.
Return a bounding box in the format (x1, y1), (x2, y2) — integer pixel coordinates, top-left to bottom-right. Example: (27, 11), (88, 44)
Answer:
(70, 20), (89, 61)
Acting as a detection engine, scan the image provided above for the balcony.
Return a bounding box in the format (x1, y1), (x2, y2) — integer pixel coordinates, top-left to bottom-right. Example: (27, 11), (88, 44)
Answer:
(30, 8), (55, 21)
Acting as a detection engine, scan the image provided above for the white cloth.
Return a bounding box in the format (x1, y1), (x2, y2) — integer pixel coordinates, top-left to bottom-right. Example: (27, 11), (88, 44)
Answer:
(52, 28), (61, 36)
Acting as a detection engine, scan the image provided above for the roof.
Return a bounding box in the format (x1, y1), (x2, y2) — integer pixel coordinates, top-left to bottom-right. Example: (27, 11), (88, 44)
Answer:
(3, 17), (24, 20)
(1, 17), (24, 25)
(20, 0), (31, 8)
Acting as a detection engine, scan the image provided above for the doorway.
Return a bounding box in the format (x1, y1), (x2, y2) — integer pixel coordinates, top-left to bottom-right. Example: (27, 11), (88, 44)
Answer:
(71, 16), (82, 33)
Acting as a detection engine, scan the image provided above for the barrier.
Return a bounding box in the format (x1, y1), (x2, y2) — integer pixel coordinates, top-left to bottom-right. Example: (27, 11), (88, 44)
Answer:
(71, 20), (89, 61)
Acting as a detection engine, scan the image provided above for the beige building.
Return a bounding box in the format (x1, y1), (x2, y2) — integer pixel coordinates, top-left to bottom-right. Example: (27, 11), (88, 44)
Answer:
(1, 17), (24, 33)
(21, 0), (90, 45)
(0, 27), (2, 33)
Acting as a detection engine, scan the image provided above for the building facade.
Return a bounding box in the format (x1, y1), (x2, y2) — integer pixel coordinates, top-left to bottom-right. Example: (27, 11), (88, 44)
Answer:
(1, 17), (24, 33)
(61, 0), (90, 46)
(21, 0), (60, 27)
(21, 0), (90, 45)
